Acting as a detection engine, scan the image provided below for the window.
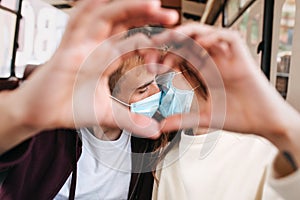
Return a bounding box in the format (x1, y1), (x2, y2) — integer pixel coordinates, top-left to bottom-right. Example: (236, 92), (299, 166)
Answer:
(275, 0), (295, 99)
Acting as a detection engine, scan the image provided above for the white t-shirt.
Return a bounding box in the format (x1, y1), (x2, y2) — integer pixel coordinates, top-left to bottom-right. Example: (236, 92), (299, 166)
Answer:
(55, 128), (132, 200)
(153, 130), (300, 200)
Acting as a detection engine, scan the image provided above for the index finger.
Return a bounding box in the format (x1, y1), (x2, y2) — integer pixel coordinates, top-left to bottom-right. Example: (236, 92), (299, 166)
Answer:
(99, 0), (179, 27)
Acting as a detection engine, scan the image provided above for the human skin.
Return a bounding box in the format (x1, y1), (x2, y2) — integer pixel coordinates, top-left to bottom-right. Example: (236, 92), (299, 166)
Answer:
(0, 0), (179, 154)
(150, 23), (300, 169)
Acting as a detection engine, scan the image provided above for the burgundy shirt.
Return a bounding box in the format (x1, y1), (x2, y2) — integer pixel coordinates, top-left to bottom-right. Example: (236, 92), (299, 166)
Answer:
(0, 129), (154, 200)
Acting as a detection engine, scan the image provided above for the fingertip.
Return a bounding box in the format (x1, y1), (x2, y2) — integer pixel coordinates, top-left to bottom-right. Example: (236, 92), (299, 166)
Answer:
(149, 131), (162, 140)
(165, 10), (179, 24)
(144, 52), (159, 64)
(146, 63), (159, 74)
(159, 115), (181, 133)
(162, 55), (175, 69)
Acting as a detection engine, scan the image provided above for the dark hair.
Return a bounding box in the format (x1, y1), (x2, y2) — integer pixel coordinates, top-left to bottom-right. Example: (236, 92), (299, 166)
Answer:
(150, 57), (208, 183)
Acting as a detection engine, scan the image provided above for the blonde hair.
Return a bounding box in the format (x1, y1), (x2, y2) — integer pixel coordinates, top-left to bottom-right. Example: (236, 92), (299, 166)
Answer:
(109, 55), (145, 96)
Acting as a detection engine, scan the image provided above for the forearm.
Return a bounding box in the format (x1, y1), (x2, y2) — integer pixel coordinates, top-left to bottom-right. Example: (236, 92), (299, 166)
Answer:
(0, 91), (40, 155)
(276, 133), (300, 176)
(270, 109), (300, 176)
(285, 133), (300, 170)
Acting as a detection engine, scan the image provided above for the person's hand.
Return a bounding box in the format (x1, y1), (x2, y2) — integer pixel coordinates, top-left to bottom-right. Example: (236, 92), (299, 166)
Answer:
(151, 23), (300, 165)
(72, 33), (164, 138)
(21, 0), (178, 129)
(0, 0), (178, 153)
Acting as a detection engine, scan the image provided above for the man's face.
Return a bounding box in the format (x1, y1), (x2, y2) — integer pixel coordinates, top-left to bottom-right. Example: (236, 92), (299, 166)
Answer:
(113, 65), (160, 104)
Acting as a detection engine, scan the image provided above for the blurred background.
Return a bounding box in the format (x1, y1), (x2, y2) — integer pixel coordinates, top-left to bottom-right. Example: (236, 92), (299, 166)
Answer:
(0, 0), (299, 111)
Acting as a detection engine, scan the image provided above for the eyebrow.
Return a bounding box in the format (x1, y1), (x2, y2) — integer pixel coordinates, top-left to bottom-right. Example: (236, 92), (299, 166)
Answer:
(136, 80), (154, 90)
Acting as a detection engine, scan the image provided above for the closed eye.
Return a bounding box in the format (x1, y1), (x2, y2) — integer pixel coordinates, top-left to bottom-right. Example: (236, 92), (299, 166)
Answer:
(138, 87), (148, 94)
(136, 80), (154, 94)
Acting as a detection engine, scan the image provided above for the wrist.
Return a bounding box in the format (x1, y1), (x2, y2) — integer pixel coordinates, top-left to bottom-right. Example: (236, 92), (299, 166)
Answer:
(273, 151), (298, 178)
(1, 91), (23, 128)
(2, 89), (41, 136)
(283, 130), (300, 168)
(271, 113), (300, 168)
(0, 91), (33, 153)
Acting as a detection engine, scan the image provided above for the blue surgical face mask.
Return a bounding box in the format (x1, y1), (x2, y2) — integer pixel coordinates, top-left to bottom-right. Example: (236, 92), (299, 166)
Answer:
(110, 91), (162, 117)
(156, 71), (197, 118)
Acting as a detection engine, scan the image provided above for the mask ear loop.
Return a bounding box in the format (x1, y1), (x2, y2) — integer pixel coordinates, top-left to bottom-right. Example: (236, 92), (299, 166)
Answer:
(109, 95), (131, 107)
(174, 70), (189, 76)
(192, 85), (201, 91)
(178, 70), (202, 91)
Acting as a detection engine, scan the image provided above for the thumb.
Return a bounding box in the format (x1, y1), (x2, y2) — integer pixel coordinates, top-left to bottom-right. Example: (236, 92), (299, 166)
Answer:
(160, 113), (209, 133)
(110, 100), (162, 139)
